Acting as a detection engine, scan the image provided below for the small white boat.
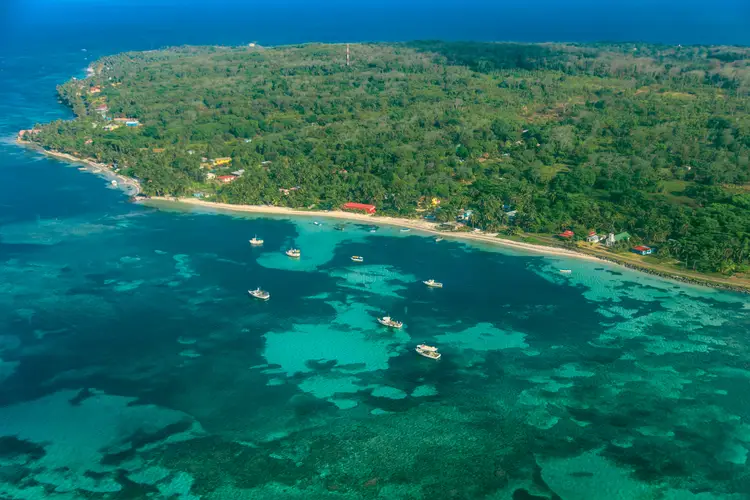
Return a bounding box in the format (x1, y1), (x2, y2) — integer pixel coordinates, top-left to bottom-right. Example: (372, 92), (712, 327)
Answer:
(435, 237), (443, 242)
(351, 256), (364, 263)
(249, 235), (264, 246)
(400, 228), (411, 232)
(423, 279), (443, 288)
(416, 344), (441, 360)
(248, 288), (270, 300)
(377, 316), (403, 329)
(110, 180), (118, 186)
(313, 221), (320, 226)
(285, 249), (301, 258)
(559, 269), (572, 274)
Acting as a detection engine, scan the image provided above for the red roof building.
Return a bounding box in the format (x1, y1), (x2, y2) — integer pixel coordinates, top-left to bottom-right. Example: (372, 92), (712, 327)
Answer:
(342, 202), (376, 214)
(217, 175), (237, 184)
(89, 86), (102, 94)
(632, 245), (653, 255)
(557, 230), (575, 239)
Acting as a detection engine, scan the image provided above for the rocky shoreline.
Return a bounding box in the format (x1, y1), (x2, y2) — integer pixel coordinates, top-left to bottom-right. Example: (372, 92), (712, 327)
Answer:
(15, 137), (141, 196)
(589, 253), (749, 294)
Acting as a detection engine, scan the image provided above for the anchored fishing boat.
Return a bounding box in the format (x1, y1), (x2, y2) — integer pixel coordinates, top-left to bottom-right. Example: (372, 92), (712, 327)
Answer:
(423, 279), (443, 288)
(249, 235), (264, 246)
(285, 249), (301, 258)
(416, 344), (441, 360)
(559, 269), (572, 274)
(351, 256), (364, 263)
(377, 316), (403, 329)
(248, 288), (270, 300)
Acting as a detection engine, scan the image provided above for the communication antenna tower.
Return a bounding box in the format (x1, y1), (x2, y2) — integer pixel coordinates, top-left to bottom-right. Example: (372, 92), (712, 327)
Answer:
(346, 43), (350, 67)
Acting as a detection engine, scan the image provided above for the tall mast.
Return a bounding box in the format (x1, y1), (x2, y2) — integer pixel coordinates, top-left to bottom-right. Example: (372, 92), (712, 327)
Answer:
(346, 43), (350, 67)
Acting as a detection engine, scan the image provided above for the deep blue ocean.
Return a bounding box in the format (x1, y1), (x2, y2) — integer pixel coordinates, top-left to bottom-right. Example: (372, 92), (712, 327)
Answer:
(1, 1), (750, 498)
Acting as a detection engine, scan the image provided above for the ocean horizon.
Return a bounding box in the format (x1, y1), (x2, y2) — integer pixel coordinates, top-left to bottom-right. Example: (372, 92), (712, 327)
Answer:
(1, 1), (750, 499)
(2, 0), (750, 59)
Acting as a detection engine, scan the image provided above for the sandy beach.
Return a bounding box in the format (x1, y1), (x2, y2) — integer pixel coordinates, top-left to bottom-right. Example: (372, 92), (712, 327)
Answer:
(145, 197), (750, 293)
(145, 196), (602, 262)
(14, 138), (749, 292)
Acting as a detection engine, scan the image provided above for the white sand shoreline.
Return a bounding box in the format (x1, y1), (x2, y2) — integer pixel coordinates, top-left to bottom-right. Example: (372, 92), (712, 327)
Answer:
(15, 137), (749, 293)
(16, 139), (141, 196)
(144, 196), (601, 262)
(19, 139), (590, 262)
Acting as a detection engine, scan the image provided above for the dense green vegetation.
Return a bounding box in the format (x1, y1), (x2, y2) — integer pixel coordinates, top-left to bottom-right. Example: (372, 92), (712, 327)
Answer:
(30, 42), (750, 274)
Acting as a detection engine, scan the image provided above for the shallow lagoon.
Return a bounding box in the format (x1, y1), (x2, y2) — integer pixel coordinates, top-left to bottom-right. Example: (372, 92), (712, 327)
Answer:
(1, 191), (749, 498)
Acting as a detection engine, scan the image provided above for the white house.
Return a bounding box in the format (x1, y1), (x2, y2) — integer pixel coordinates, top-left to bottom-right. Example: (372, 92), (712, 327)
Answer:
(586, 231), (600, 243)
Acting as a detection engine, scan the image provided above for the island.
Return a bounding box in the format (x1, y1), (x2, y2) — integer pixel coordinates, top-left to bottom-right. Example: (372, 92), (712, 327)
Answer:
(19, 41), (750, 291)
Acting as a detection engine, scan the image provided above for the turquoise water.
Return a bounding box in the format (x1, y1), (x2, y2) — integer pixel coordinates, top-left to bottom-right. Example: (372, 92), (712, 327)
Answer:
(2, 2), (750, 499)
(2, 189), (750, 499)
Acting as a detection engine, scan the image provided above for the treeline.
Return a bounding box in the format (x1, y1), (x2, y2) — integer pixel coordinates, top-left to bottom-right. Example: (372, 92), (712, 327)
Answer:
(29, 41), (750, 274)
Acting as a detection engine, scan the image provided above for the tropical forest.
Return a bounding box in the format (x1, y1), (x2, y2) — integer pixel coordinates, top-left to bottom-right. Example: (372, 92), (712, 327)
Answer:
(26, 41), (750, 277)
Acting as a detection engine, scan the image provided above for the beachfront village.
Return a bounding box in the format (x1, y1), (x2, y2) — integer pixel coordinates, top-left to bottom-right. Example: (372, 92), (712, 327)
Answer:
(20, 64), (654, 254)
(17, 47), (750, 293)
(16, 111), (716, 289)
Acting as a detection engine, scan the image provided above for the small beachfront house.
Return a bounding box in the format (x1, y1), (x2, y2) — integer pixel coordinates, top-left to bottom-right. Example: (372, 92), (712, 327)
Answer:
(458, 209), (473, 222)
(342, 202), (376, 214)
(632, 245), (653, 256)
(557, 230), (575, 239)
(604, 231), (631, 247)
(586, 231), (600, 243)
